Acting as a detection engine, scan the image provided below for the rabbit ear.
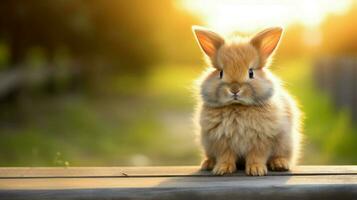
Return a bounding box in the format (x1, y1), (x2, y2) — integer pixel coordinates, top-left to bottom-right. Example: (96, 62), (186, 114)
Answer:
(251, 27), (283, 61)
(192, 26), (224, 58)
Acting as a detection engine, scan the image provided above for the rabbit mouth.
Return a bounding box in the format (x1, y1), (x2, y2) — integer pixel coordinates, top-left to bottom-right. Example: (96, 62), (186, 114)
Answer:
(232, 94), (239, 101)
(230, 97), (241, 104)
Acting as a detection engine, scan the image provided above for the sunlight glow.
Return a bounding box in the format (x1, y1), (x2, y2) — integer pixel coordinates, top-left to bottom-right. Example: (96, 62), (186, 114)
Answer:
(179, 0), (353, 33)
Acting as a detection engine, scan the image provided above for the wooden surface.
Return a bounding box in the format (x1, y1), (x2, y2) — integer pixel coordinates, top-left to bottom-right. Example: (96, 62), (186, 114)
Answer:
(0, 166), (356, 200)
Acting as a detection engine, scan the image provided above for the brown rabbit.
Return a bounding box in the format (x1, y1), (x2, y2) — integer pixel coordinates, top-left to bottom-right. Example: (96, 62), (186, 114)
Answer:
(192, 26), (302, 176)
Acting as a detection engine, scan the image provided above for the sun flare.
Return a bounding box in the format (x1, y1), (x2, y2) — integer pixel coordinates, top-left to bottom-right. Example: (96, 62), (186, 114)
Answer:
(179, 0), (353, 33)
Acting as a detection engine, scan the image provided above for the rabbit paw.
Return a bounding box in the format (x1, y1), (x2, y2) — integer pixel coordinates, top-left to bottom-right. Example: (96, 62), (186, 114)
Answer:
(269, 157), (290, 171)
(200, 158), (216, 171)
(246, 163), (268, 176)
(212, 162), (236, 175)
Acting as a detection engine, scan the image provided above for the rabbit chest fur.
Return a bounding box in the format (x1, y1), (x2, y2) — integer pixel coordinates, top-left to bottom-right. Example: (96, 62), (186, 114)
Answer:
(199, 93), (294, 160)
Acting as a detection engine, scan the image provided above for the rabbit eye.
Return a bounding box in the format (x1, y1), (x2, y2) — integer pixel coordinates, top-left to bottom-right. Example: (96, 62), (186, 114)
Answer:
(219, 70), (223, 79)
(249, 68), (254, 79)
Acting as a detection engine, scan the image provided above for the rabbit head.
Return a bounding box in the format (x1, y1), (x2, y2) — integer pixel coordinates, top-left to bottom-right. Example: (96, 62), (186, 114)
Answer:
(192, 26), (283, 107)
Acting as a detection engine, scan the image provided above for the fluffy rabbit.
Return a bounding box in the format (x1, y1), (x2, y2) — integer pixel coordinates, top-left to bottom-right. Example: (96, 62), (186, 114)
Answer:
(192, 26), (302, 176)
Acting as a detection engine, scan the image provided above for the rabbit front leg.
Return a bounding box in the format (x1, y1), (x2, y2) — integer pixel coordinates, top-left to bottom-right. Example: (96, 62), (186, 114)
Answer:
(200, 130), (237, 175)
(269, 157), (290, 171)
(245, 146), (270, 176)
(212, 148), (237, 175)
(202, 139), (237, 175)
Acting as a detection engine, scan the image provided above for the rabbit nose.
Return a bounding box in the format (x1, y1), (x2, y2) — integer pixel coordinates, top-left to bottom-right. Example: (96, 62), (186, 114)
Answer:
(229, 88), (240, 95)
(229, 83), (240, 95)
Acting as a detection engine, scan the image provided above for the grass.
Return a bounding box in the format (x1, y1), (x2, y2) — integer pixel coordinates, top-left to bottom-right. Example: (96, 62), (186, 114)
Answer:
(274, 58), (357, 164)
(0, 94), (200, 166)
(0, 59), (357, 166)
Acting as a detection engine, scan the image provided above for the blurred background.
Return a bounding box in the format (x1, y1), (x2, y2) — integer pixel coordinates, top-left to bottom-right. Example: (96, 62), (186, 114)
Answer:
(0, 0), (357, 166)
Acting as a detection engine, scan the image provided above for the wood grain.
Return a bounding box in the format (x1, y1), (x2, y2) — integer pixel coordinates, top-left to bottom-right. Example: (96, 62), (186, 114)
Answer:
(0, 166), (356, 200)
(1, 165), (356, 178)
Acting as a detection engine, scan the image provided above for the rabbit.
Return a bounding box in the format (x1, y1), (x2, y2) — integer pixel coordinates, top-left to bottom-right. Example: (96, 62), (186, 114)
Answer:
(192, 26), (302, 176)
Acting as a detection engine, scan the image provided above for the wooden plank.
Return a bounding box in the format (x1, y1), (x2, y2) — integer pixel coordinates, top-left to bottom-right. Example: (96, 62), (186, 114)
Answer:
(0, 175), (356, 200)
(0, 166), (356, 200)
(1, 165), (356, 178)
(1, 175), (357, 189)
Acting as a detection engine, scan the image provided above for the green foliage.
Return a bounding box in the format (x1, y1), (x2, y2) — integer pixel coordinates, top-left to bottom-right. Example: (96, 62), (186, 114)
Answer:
(1, 1), (357, 166)
(274, 58), (357, 164)
(1, 59), (357, 166)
